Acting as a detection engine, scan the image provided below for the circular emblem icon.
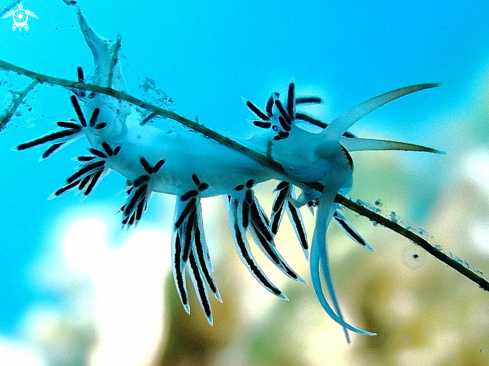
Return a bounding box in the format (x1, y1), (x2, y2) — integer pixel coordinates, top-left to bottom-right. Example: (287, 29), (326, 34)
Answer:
(12, 8), (29, 30)
(2, 3), (38, 32)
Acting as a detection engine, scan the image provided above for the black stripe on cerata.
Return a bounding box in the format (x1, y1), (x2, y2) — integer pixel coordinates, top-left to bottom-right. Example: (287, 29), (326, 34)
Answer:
(265, 94), (274, 116)
(241, 201), (250, 228)
(153, 159), (165, 173)
(54, 179), (81, 196)
(191, 174), (200, 185)
(251, 201), (273, 242)
(125, 216), (134, 226)
(181, 189), (198, 202)
(274, 99), (292, 125)
(173, 233), (188, 305)
(278, 116), (291, 131)
(252, 227), (300, 281)
(128, 213), (136, 226)
(140, 157), (153, 174)
(296, 96), (322, 105)
(175, 198), (196, 229)
(234, 222), (281, 296)
(279, 258), (299, 279)
(253, 120), (272, 129)
(84, 170), (103, 196)
(295, 112), (328, 128)
(189, 251), (212, 317)
(287, 81), (295, 118)
(273, 131), (289, 141)
(334, 213), (367, 247)
(252, 226), (280, 264)
(253, 223), (298, 281)
(245, 100), (270, 121)
(89, 108), (100, 127)
(42, 142), (65, 159)
(95, 122), (107, 130)
(133, 174), (150, 187)
(245, 190), (253, 204)
(101, 141), (113, 156)
(136, 199), (146, 221)
(77, 66), (84, 82)
(78, 175), (91, 191)
(77, 155), (96, 162)
(57, 121), (81, 130)
(67, 160), (105, 183)
(272, 186), (287, 216)
(276, 181), (289, 191)
(70, 95), (87, 127)
(245, 179), (254, 188)
(182, 211), (196, 262)
(282, 263), (299, 279)
(89, 148), (107, 159)
(113, 146), (121, 156)
(17, 129), (79, 150)
(283, 265), (299, 279)
(287, 202), (308, 251)
(124, 184), (147, 215)
(234, 184), (245, 191)
(271, 209), (283, 235)
(193, 224), (218, 293)
(198, 182), (209, 191)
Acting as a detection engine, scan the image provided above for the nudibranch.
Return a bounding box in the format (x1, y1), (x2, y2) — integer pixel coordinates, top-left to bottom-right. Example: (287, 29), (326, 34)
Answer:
(16, 9), (440, 340)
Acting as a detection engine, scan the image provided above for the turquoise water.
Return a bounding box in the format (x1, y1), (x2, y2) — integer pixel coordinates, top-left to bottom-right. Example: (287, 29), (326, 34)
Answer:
(1, 0), (489, 364)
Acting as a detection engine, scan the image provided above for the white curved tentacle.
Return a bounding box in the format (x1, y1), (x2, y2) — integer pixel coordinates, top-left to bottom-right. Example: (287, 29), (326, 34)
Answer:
(324, 83), (439, 138)
(340, 136), (443, 153)
(311, 196), (376, 341)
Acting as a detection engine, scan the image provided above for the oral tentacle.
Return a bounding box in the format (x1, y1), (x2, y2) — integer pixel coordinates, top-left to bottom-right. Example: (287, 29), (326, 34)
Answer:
(310, 196), (376, 341)
(324, 83), (439, 138)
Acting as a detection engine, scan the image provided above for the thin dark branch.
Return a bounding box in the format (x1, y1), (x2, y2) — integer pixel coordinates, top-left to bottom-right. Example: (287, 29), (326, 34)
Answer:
(0, 59), (487, 291)
(0, 79), (39, 132)
(0, 0), (21, 17)
(336, 195), (489, 291)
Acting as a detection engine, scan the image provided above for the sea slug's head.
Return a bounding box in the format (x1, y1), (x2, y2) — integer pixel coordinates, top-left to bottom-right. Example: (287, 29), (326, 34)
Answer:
(244, 81), (354, 191)
(74, 9), (131, 143)
(78, 92), (130, 144)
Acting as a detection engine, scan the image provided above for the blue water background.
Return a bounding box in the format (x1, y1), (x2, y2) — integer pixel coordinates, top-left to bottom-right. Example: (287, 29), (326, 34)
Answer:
(0, 0), (488, 340)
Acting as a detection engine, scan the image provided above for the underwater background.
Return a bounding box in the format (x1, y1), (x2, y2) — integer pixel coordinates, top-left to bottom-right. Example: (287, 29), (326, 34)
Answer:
(1, 0), (489, 365)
